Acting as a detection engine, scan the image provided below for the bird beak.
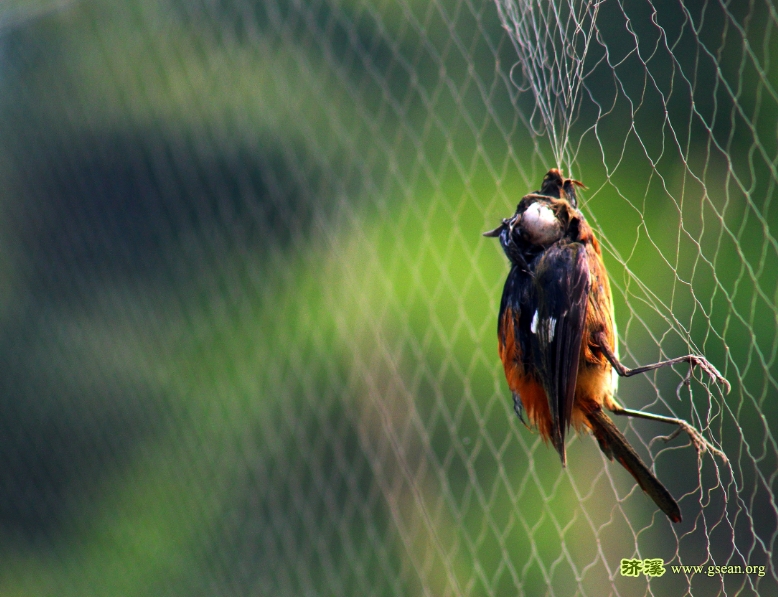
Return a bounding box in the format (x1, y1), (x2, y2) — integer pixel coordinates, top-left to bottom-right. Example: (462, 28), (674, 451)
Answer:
(483, 218), (510, 237)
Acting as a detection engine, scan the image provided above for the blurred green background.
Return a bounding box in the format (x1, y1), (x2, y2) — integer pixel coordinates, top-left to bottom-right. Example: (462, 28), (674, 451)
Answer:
(0, 0), (776, 595)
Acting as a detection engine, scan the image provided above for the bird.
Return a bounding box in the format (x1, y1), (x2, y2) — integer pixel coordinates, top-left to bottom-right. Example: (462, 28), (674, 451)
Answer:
(484, 168), (730, 523)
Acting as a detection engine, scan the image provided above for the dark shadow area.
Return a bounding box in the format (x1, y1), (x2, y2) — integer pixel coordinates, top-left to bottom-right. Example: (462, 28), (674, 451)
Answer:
(0, 319), (164, 547)
(6, 128), (338, 299)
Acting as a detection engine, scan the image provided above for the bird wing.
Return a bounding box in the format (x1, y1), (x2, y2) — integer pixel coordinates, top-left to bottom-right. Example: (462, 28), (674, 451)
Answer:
(531, 242), (590, 464)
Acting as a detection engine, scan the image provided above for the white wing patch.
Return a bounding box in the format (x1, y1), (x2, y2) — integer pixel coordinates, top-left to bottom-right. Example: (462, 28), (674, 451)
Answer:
(530, 310), (556, 342)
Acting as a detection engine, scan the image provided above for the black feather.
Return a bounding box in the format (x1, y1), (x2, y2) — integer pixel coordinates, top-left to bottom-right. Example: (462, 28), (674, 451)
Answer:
(530, 243), (590, 464)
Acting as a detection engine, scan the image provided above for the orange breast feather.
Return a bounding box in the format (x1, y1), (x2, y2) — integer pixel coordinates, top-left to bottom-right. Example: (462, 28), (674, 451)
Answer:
(576, 241), (618, 416)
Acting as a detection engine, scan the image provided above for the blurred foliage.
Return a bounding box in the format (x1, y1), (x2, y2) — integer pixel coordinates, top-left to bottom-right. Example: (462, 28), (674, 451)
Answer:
(0, 0), (775, 596)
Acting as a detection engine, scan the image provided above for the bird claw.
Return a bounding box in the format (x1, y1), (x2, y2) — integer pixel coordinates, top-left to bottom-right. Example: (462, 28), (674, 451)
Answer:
(692, 356), (731, 394)
(659, 421), (728, 463)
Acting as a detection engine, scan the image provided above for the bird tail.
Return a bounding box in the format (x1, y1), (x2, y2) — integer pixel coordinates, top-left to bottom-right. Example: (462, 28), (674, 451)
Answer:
(586, 408), (682, 523)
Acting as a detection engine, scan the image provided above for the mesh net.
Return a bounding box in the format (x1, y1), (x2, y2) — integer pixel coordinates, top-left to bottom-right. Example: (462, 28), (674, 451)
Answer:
(0, 0), (776, 595)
